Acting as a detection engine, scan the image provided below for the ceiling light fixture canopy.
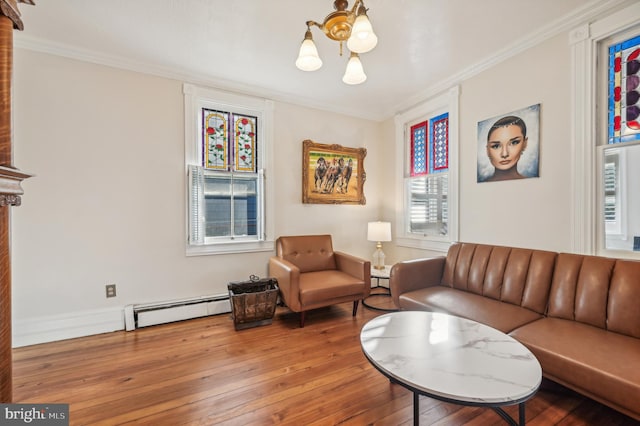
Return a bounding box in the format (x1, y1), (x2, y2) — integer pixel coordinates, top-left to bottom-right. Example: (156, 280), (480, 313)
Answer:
(295, 0), (377, 85)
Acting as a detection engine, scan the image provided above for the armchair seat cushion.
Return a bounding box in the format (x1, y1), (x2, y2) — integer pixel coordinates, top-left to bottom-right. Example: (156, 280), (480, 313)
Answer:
(299, 270), (366, 305)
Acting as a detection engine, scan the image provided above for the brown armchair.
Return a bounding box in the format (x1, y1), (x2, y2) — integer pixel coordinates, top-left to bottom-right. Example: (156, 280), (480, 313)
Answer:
(268, 235), (371, 327)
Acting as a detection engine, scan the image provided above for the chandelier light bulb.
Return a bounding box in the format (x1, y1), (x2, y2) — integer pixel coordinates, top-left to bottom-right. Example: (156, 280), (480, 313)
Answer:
(347, 13), (377, 53)
(296, 31), (323, 71)
(342, 52), (367, 85)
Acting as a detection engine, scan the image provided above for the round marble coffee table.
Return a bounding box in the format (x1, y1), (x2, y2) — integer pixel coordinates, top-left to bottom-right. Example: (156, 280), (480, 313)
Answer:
(360, 311), (542, 426)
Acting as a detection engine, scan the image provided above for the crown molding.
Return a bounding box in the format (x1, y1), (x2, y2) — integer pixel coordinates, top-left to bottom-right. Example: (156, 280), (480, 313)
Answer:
(388, 0), (633, 119)
(13, 33), (381, 122)
(14, 0), (632, 123)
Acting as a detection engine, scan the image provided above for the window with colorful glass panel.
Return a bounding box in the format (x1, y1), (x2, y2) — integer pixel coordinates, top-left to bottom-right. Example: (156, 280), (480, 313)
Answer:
(608, 34), (640, 144)
(408, 113), (449, 236)
(202, 108), (257, 172)
(191, 108), (261, 242)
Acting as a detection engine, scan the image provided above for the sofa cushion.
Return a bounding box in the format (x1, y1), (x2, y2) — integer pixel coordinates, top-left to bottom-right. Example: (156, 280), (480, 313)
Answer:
(299, 270), (365, 305)
(608, 259), (640, 338)
(510, 317), (640, 420)
(398, 286), (542, 333)
(548, 254), (640, 338)
(440, 243), (556, 315)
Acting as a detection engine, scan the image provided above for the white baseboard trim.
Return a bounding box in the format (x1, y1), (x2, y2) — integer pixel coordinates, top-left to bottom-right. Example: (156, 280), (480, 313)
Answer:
(12, 307), (125, 348)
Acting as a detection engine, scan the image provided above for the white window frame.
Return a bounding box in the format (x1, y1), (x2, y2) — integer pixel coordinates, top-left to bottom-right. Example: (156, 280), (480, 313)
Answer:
(394, 86), (459, 253)
(184, 83), (274, 256)
(570, 2), (640, 258)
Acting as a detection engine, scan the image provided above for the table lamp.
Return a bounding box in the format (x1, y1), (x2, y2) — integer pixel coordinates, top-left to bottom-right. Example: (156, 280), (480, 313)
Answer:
(367, 221), (391, 270)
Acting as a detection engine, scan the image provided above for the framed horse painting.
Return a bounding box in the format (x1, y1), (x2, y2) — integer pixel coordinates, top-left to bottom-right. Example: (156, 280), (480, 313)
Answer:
(302, 139), (366, 205)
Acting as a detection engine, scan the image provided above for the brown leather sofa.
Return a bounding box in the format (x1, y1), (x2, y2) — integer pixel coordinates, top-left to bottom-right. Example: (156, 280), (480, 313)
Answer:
(390, 242), (640, 421)
(269, 235), (371, 327)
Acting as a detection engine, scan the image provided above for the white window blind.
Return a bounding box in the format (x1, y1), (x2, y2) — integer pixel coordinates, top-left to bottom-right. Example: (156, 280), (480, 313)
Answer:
(408, 174), (448, 236)
(603, 157), (618, 223)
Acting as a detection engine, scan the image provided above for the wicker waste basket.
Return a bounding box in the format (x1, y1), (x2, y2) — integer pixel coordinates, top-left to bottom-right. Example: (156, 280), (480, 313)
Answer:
(228, 276), (279, 330)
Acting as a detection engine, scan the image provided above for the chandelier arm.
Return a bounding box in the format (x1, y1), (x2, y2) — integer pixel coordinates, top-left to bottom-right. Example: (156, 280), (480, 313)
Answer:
(349, 0), (364, 14)
(306, 20), (323, 30)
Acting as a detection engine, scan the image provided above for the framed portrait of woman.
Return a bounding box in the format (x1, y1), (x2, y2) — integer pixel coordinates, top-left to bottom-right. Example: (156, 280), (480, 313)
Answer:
(477, 104), (540, 183)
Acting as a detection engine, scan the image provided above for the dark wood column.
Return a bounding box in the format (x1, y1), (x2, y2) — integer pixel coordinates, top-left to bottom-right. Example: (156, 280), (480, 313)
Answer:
(0, 0), (34, 403)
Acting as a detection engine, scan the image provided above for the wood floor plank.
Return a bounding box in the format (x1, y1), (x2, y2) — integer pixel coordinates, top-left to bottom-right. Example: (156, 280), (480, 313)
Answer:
(12, 302), (639, 425)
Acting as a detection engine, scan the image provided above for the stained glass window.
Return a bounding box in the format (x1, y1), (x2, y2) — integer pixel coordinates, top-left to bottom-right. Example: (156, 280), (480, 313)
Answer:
(202, 108), (258, 172)
(430, 113), (449, 172)
(203, 109), (229, 170)
(234, 114), (257, 172)
(410, 121), (428, 176)
(410, 113), (449, 176)
(608, 34), (640, 144)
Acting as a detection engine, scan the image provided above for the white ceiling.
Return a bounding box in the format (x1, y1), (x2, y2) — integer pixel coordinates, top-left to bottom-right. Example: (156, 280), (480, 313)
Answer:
(14, 0), (620, 121)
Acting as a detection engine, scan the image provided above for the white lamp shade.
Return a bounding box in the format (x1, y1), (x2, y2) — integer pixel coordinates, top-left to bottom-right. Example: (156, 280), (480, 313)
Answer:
(342, 52), (367, 85)
(368, 221), (391, 242)
(296, 38), (322, 71)
(347, 14), (378, 53)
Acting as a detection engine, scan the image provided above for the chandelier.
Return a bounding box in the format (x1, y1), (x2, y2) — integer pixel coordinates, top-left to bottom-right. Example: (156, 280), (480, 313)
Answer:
(295, 0), (378, 85)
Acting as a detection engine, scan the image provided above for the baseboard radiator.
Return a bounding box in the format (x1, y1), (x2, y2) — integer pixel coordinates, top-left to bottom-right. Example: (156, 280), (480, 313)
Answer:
(124, 294), (231, 331)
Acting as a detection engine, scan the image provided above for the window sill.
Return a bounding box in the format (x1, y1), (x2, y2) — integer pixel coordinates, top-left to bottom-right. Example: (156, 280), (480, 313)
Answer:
(597, 247), (640, 260)
(186, 239), (275, 256)
(395, 236), (452, 253)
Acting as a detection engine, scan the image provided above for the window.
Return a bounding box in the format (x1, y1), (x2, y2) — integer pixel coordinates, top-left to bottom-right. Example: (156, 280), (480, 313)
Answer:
(570, 2), (640, 257)
(184, 84), (274, 255)
(394, 87), (459, 252)
(407, 114), (449, 236)
(599, 26), (640, 253)
(188, 167), (263, 241)
(599, 143), (639, 252)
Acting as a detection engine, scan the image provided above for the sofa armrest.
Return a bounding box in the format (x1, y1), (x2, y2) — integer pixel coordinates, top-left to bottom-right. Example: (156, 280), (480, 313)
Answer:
(334, 251), (372, 297)
(268, 257), (302, 312)
(389, 257), (446, 307)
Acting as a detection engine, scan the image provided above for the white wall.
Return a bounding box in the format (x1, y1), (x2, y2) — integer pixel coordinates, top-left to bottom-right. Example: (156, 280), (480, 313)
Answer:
(11, 50), (384, 345)
(271, 101), (386, 256)
(458, 32), (573, 251)
(388, 32), (575, 264)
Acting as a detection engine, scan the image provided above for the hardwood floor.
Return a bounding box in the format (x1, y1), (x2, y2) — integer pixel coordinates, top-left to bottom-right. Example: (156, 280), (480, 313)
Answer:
(12, 291), (639, 425)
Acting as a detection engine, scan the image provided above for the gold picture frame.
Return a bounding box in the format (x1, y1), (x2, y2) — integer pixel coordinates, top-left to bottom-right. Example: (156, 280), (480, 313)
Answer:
(302, 139), (366, 205)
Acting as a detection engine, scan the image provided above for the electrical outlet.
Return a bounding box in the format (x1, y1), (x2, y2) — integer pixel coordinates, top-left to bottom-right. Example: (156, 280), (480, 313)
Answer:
(106, 284), (117, 298)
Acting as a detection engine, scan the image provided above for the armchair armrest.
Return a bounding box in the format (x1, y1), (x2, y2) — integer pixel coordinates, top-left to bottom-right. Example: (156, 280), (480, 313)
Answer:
(389, 257), (445, 307)
(334, 252), (371, 297)
(268, 256), (302, 312)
